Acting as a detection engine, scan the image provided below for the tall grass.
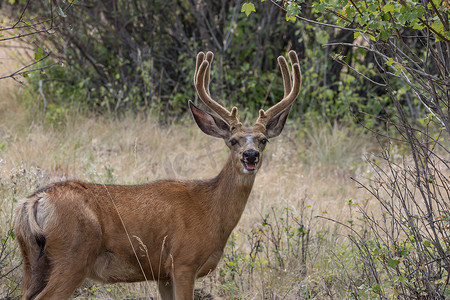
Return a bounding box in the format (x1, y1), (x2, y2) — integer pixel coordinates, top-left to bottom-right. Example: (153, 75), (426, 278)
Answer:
(1, 81), (379, 299)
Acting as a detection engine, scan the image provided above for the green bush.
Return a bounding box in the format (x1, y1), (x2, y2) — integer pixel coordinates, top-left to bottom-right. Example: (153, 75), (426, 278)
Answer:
(4, 0), (412, 126)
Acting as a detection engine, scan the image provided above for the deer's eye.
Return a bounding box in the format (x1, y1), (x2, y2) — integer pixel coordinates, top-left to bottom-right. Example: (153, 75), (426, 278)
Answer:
(229, 138), (239, 146)
(261, 138), (269, 145)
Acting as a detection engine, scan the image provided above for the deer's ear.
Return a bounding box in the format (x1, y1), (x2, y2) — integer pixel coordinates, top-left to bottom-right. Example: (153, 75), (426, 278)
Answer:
(265, 105), (291, 139)
(189, 100), (230, 139)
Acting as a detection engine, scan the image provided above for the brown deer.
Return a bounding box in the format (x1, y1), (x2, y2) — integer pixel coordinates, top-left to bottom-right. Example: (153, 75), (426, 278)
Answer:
(14, 50), (301, 300)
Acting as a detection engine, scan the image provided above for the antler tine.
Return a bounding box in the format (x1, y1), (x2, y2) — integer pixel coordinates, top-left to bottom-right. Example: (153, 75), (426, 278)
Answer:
(277, 49), (300, 105)
(285, 50), (300, 96)
(194, 51), (240, 127)
(194, 52), (205, 87)
(204, 51), (214, 96)
(256, 50), (302, 128)
(289, 49), (299, 66)
(279, 56), (291, 98)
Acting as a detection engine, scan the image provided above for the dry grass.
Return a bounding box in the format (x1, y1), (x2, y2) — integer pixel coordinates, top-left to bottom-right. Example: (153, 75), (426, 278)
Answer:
(0, 82), (378, 298)
(1, 91), (374, 222)
(2, 11), (449, 300)
(0, 39), (380, 299)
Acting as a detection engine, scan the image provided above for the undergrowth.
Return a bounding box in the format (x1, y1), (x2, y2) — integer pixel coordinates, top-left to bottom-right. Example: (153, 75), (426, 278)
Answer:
(2, 83), (448, 299)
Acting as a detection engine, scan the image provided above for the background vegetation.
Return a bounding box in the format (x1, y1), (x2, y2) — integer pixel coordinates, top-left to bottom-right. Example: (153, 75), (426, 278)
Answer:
(2, 0), (406, 124)
(1, 0), (449, 299)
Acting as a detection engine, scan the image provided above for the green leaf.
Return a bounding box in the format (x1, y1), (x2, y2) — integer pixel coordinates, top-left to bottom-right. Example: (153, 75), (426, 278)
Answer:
(35, 48), (44, 61)
(380, 30), (390, 40)
(416, 5), (425, 19)
(286, 14), (296, 23)
(423, 240), (431, 247)
(241, 2), (256, 17)
(385, 57), (395, 66)
(399, 249), (409, 257)
(412, 20), (426, 30)
(372, 284), (381, 293)
(286, 2), (300, 16)
(382, 4), (395, 13)
(56, 6), (67, 17)
(387, 258), (400, 269)
(395, 275), (407, 284)
(431, 21), (446, 41)
(427, 0), (441, 10)
(394, 64), (405, 71)
(313, 3), (326, 13)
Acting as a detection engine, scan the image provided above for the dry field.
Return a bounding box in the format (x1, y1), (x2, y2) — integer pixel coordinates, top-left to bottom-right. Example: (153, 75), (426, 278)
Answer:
(0, 79), (380, 299)
(0, 40), (390, 299)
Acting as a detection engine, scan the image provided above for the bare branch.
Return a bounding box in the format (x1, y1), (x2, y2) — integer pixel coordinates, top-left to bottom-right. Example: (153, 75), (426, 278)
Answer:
(12, 0), (32, 28)
(0, 53), (54, 81)
(0, 19), (54, 32)
(323, 42), (447, 83)
(0, 28), (59, 43)
(330, 54), (386, 86)
(268, 0), (364, 33)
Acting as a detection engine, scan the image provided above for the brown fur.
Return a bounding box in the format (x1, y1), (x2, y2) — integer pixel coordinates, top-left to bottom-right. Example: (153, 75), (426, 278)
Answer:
(14, 51), (301, 300)
(15, 157), (255, 299)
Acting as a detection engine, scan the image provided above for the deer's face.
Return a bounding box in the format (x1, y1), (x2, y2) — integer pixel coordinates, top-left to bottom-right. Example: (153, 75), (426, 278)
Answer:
(226, 129), (269, 174)
(189, 102), (292, 176)
(190, 50), (301, 176)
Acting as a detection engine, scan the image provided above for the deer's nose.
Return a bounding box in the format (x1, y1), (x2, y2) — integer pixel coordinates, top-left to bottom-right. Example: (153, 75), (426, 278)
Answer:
(243, 150), (259, 163)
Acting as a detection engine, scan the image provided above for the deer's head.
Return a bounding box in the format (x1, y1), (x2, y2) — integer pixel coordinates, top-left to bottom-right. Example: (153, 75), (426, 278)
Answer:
(190, 51), (301, 175)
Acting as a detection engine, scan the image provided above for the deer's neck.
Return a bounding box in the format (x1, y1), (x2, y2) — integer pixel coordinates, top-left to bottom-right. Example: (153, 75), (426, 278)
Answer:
(208, 156), (256, 240)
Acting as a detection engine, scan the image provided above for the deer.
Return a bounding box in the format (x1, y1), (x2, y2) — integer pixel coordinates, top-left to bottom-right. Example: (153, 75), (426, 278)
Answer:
(14, 50), (301, 300)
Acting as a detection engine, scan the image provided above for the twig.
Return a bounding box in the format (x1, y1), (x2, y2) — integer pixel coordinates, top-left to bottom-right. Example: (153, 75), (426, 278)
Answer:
(418, 17), (450, 42)
(12, 0), (32, 28)
(0, 53), (52, 80)
(0, 63), (58, 82)
(39, 80), (48, 112)
(0, 28), (59, 43)
(323, 42), (447, 83)
(268, 0), (364, 33)
(329, 54), (386, 86)
(0, 19), (53, 32)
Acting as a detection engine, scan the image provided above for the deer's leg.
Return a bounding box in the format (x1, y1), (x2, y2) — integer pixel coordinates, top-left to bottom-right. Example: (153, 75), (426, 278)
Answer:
(32, 214), (102, 299)
(17, 236), (32, 300)
(32, 239), (101, 300)
(17, 235), (50, 300)
(22, 256), (51, 300)
(158, 279), (174, 300)
(172, 266), (196, 300)
(33, 260), (88, 300)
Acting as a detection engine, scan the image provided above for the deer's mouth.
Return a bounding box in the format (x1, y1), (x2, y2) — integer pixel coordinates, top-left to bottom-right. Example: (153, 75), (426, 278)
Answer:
(241, 159), (259, 172)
